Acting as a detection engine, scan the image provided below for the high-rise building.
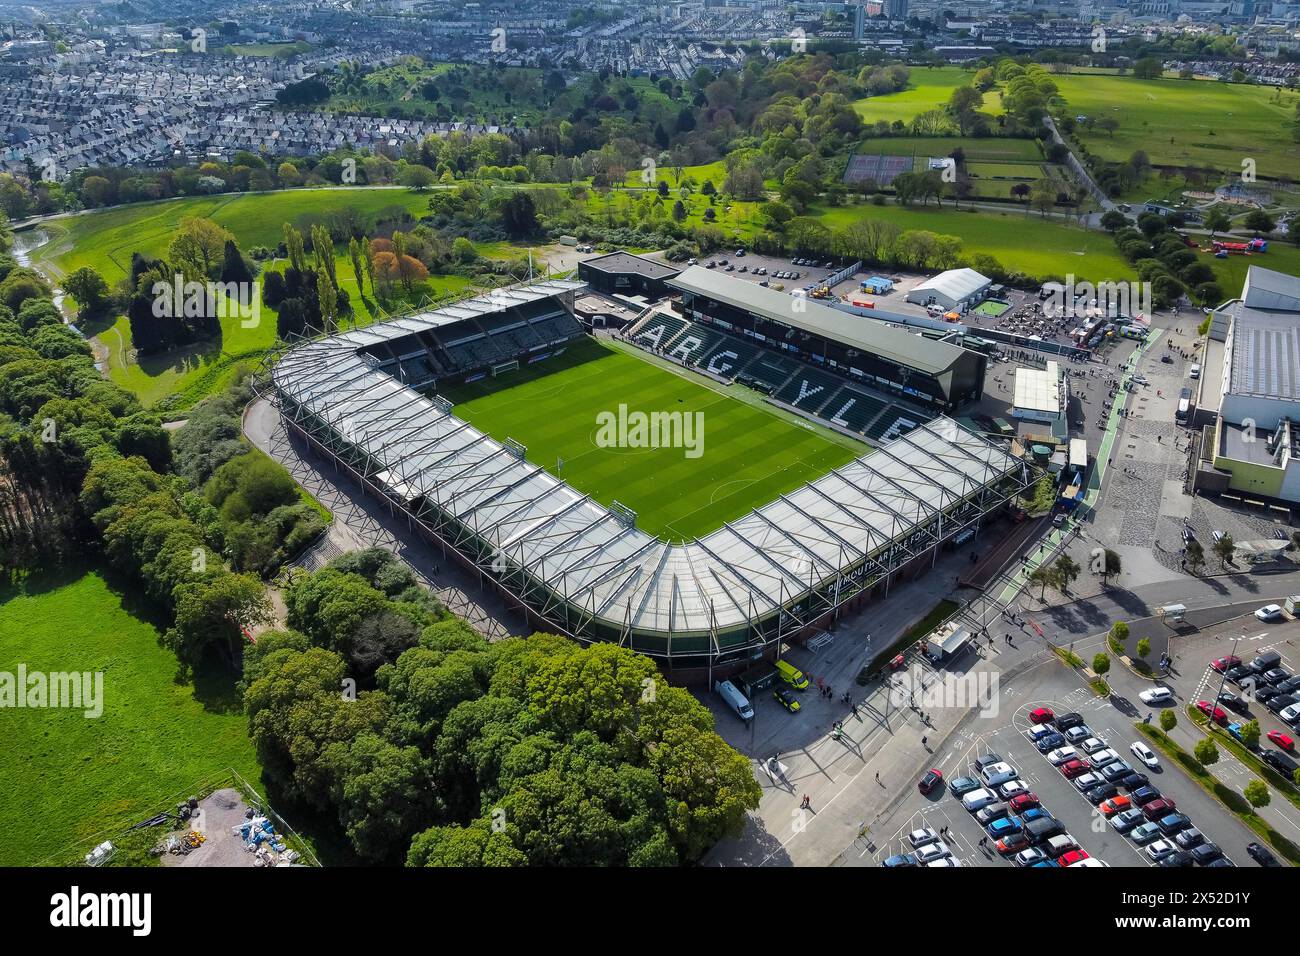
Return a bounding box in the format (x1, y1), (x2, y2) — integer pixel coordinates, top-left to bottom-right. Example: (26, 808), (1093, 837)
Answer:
(886, 0), (909, 19)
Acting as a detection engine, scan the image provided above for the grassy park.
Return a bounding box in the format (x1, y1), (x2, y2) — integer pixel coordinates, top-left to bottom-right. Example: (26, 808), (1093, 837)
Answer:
(0, 567), (261, 866)
(852, 66), (1003, 125)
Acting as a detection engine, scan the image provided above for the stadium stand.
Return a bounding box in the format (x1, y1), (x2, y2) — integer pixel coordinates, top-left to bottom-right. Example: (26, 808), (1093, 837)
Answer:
(629, 311), (690, 351)
(819, 385), (891, 434)
(773, 365), (845, 413)
(738, 349), (802, 392)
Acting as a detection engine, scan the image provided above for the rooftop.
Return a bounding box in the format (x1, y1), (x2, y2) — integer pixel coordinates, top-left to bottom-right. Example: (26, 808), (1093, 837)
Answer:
(1226, 266), (1300, 402)
(908, 268), (991, 302)
(668, 265), (970, 376)
(1013, 362), (1061, 415)
(580, 250), (682, 280)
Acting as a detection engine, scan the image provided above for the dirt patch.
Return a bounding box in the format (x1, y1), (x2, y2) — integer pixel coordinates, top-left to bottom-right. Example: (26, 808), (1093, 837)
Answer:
(160, 788), (299, 868)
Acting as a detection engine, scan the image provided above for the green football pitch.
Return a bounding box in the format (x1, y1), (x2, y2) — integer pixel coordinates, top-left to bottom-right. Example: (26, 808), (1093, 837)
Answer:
(439, 338), (868, 541)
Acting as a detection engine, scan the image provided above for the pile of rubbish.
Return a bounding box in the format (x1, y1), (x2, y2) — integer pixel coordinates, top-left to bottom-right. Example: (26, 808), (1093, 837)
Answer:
(234, 813), (300, 867)
(154, 830), (207, 857)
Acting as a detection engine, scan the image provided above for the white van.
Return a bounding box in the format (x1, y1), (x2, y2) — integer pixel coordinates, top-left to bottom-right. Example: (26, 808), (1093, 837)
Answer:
(1045, 834), (1079, 859)
(982, 762), (1019, 788)
(714, 680), (754, 721)
(1189, 363), (1201, 379)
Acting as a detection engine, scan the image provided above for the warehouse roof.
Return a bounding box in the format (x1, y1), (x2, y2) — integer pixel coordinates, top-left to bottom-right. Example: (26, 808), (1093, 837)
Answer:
(1227, 267), (1300, 402)
(1242, 265), (1300, 313)
(1014, 362), (1061, 415)
(667, 266), (969, 376)
(908, 268), (991, 304)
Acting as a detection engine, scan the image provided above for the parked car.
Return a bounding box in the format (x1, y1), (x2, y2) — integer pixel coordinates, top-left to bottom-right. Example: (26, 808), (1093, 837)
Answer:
(974, 753), (1004, 773)
(773, 687), (801, 712)
(1211, 655), (1242, 673)
(982, 763), (1019, 788)
(1196, 700), (1228, 724)
(1055, 712), (1085, 731)
(1142, 798), (1177, 820)
(1191, 843), (1223, 865)
(1140, 686), (1174, 705)
(1158, 849), (1195, 868)
(1087, 783), (1120, 805)
(1014, 847), (1048, 867)
(975, 802), (1010, 826)
(1216, 691), (1250, 713)
(1267, 730), (1295, 751)
(1111, 808), (1145, 832)
(948, 775), (982, 796)
(1157, 812), (1192, 835)
(1009, 792), (1040, 813)
(998, 779), (1029, 799)
(1090, 748), (1122, 766)
(1146, 839), (1179, 861)
(961, 788), (998, 811)
(1099, 795), (1132, 816)
(1262, 750), (1299, 775)
(986, 817), (1022, 840)
(1064, 725), (1094, 744)
(1255, 604), (1284, 622)
(1061, 759), (1092, 779)
(1263, 668), (1292, 687)
(908, 828), (940, 848)
(1129, 822), (1162, 844)
(1072, 772), (1105, 792)
(1129, 741), (1160, 769)
(1057, 850), (1090, 867)
(915, 841), (951, 864)
(997, 833), (1032, 855)
(1101, 760), (1134, 783)
(918, 768), (944, 794)
(1046, 746), (1079, 765)
(1265, 694), (1298, 715)
(1175, 828), (1205, 849)
(1079, 737), (1108, 755)
(1027, 723), (1056, 742)
(1120, 772), (1150, 790)
(1029, 706), (1055, 724)
(1035, 732), (1067, 753)
(1130, 786), (1162, 806)
(1247, 842), (1281, 867)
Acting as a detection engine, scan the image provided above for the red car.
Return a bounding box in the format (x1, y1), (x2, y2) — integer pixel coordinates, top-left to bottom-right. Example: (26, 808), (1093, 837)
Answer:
(1268, 731), (1295, 751)
(918, 768), (944, 794)
(1057, 849), (1090, 867)
(1212, 655), (1242, 673)
(1196, 700), (1228, 724)
(1029, 706), (1055, 725)
(1009, 792), (1040, 813)
(1142, 797), (1176, 820)
(997, 833), (1031, 855)
(1061, 758), (1092, 778)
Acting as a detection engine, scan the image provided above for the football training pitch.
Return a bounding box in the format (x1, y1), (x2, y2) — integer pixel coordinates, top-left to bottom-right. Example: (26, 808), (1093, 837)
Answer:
(439, 338), (867, 541)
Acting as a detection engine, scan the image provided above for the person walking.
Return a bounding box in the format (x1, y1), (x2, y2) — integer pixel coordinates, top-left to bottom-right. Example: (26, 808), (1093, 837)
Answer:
(800, 794), (811, 810)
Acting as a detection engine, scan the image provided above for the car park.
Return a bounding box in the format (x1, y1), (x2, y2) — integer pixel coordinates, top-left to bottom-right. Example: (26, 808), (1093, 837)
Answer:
(915, 841), (951, 864)
(962, 788), (998, 811)
(918, 769), (944, 794)
(1046, 746), (1079, 765)
(975, 802), (1010, 826)
(908, 828), (940, 847)
(1265, 694), (1298, 715)
(1111, 808), (1145, 832)
(1255, 604), (1284, 622)
(949, 775), (982, 796)
(1035, 733), (1066, 753)
(1129, 822), (1161, 844)
(1099, 795), (1132, 816)
(1029, 707), (1055, 724)
(1129, 741), (1160, 770)
(1061, 759), (1092, 779)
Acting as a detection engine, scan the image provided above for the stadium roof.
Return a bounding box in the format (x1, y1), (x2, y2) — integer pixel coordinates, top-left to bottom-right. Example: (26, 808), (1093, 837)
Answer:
(580, 250), (682, 280)
(1226, 267), (1300, 402)
(908, 268), (991, 303)
(1014, 362), (1061, 415)
(668, 266), (968, 376)
(272, 281), (1025, 638)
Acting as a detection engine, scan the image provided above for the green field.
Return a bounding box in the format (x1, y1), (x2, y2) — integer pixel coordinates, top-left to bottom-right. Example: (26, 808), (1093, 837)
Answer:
(0, 567), (261, 866)
(856, 136), (1041, 162)
(1052, 73), (1300, 179)
(816, 201), (1132, 282)
(852, 66), (1003, 125)
(439, 338), (864, 540)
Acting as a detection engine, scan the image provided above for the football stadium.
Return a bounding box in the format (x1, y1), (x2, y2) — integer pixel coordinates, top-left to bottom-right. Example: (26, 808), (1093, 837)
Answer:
(264, 275), (1035, 682)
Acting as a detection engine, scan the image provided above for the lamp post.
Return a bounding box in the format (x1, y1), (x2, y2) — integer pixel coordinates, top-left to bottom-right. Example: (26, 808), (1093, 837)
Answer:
(1208, 631), (1245, 726)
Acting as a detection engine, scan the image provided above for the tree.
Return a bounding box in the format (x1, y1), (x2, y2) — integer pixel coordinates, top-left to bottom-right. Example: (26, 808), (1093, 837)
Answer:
(1213, 532), (1235, 569)
(1133, 57), (1164, 80)
(1244, 779), (1270, 808)
(1240, 720), (1261, 750)
(1053, 554), (1080, 594)
(499, 192), (540, 238)
(1136, 637), (1151, 659)
(169, 216), (234, 280)
(1203, 207), (1231, 236)
(166, 571), (273, 666)
(1185, 538), (1206, 574)
(1160, 709), (1177, 732)
(1100, 210), (1128, 231)
(400, 164), (437, 191)
(1028, 564), (1057, 601)
(63, 266), (111, 317)
(219, 239), (252, 286)
(1092, 653), (1111, 675)
(1194, 737), (1219, 766)
(349, 237), (368, 297)
(1244, 209), (1275, 234)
